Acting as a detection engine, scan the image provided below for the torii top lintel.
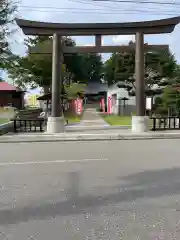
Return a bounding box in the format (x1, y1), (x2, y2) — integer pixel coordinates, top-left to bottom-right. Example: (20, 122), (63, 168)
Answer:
(16, 16), (180, 36)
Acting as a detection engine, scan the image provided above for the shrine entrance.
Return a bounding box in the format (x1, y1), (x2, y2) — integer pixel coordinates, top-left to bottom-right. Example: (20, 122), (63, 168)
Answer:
(16, 17), (180, 133)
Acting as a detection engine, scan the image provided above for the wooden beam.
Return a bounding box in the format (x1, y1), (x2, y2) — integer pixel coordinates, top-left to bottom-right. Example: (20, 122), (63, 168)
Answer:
(63, 45), (169, 53)
(95, 35), (101, 48)
(29, 44), (169, 54)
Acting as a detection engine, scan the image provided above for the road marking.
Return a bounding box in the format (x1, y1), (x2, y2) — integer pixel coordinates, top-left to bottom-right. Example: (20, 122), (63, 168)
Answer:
(0, 158), (108, 167)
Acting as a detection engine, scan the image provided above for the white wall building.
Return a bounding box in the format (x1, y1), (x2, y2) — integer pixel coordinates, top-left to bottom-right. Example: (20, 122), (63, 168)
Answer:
(106, 81), (153, 115)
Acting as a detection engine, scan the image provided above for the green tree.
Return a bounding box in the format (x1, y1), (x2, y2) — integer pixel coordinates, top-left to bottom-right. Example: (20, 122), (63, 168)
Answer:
(5, 36), (86, 91)
(103, 53), (117, 85)
(5, 37), (103, 91)
(0, 0), (16, 69)
(30, 36), (86, 84)
(159, 86), (180, 115)
(81, 53), (103, 83)
(65, 83), (86, 99)
(103, 43), (178, 97)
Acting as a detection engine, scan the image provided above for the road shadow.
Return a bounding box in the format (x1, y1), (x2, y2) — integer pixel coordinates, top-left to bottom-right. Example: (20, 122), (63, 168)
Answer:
(1, 167), (180, 225)
(119, 167), (180, 188)
(66, 171), (80, 201)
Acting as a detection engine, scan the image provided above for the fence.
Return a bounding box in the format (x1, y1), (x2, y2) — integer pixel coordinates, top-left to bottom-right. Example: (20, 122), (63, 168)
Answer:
(13, 118), (47, 133)
(16, 108), (42, 119)
(151, 116), (180, 131)
(12, 108), (46, 133)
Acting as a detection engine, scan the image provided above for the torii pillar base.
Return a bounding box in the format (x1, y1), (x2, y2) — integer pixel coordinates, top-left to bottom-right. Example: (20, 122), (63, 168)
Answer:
(131, 116), (149, 133)
(46, 117), (65, 134)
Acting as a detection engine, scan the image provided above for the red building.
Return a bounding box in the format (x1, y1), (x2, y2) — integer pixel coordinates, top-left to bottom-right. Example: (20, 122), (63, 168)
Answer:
(0, 82), (25, 109)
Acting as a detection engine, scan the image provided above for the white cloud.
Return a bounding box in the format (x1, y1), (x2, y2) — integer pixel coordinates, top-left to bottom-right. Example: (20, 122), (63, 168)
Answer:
(112, 35), (135, 44)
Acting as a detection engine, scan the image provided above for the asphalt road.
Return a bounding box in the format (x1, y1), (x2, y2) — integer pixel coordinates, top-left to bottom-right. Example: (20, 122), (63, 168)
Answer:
(0, 139), (180, 239)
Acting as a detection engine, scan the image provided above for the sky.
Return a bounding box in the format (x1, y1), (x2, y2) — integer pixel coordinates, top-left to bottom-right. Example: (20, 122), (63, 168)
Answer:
(3, 0), (180, 93)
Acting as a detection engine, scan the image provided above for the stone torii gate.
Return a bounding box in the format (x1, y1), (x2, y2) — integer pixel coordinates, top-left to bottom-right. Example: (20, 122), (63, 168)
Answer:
(16, 17), (180, 133)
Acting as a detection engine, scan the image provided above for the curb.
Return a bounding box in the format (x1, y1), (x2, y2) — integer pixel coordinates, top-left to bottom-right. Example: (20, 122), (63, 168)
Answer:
(0, 132), (180, 143)
(65, 125), (130, 131)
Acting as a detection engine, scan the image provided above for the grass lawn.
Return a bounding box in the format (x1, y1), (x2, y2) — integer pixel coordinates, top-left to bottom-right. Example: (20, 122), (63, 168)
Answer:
(102, 114), (153, 127)
(64, 112), (81, 124)
(102, 115), (132, 126)
(0, 118), (9, 125)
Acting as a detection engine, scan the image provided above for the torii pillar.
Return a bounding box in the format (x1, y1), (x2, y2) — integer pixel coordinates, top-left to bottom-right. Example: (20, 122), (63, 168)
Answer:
(131, 32), (148, 132)
(46, 34), (65, 133)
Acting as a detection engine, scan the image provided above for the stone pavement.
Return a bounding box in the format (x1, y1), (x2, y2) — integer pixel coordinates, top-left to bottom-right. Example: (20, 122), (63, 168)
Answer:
(80, 108), (109, 127)
(0, 139), (180, 239)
